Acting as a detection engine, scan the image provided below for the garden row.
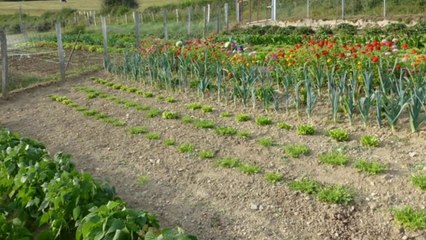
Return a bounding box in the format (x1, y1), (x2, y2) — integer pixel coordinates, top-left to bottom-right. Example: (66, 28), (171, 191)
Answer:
(51, 76), (426, 230)
(0, 128), (196, 239)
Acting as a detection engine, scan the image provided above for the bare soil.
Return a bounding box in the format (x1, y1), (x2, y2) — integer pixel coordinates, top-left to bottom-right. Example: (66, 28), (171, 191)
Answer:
(0, 72), (425, 240)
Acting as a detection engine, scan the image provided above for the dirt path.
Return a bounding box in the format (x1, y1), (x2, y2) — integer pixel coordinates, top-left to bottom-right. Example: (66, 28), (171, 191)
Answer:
(0, 72), (425, 240)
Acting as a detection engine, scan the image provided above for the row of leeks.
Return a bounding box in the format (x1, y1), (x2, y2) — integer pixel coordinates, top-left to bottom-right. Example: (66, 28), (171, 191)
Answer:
(112, 48), (426, 132)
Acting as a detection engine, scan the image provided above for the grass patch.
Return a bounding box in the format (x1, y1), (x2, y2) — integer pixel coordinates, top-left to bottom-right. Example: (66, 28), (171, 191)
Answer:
(138, 175), (149, 187)
(317, 185), (355, 204)
(162, 111), (179, 119)
(165, 97), (176, 103)
(124, 101), (139, 109)
(235, 113), (251, 122)
(216, 126), (238, 136)
(284, 144), (310, 158)
(411, 174), (426, 191)
(328, 128), (350, 142)
(178, 143), (194, 153)
(318, 152), (350, 166)
(194, 119), (216, 129)
(255, 116), (272, 126)
(201, 105), (214, 113)
(216, 157), (240, 168)
(128, 126), (148, 135)
(360, 135), (379, 147)
(144, 92), (154, 98)
(288, 178), (321, 194)
(265, 172), (284, 183)
(220, 112), (231, 118)
(164, 138), (176, 146)
(135, 104), (149, 111)
(238, 163), (262, 175)
(199, 150), (215, 159)
(257, 137), (275, 148)
(187, 102), (202, 110)
(277, 122), (292, 130)
(355, 159), (387, 175)
(297, 124), (316, 135)
(147, 108), (162, 118)
(146, 132), (161, 140)
(182, 115), (194, 124)
(393, 206), (426, 230)
(83, 109), (98, 116)
(238, 130), (252, 139)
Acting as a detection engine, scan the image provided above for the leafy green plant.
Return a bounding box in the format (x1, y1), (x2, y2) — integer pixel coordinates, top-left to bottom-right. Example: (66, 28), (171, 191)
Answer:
(318, 152), (350, 166)
(393, 206), (426, 230)
(144, 92), (154, 98)
(328, 128), (350, 142)
(164, 138), (176, 146)
(187, 102), (202, 110)
(182, 115), (194, 124)
(255, 116), (272, 126)
(235, 113), (251, 122)
(355, 160), (387, 175)
(238, 163), (262, 174)
(162, 111), (179, 119)
(199, 150), (215, 159)
(360, 135), (379, 147)
(138, 175), (149, 186)
(201, 105), (214, 113)
(220, 112), (231, 118)
(216, 157), (240, 168)
(128, 126), (148, 135)
(297, 124), (315, 135)
(265, 172), (284, 183)
(194, 119), (216, 129)
(165, 97), (176, 103)
(257, 137), (275, 148)
(146, 132), (161, 140)
(411, 174), (426, 191)
(238, 130), (252, 139)
(288, 178), (321, 194)
(102, 118), (126, 127)
(277, 122), (292, 130)
(317, 185), (355, 204)
(284, 144), (310, 158)
(216, 126), (238, 136)
(147, 108), (162, 118)
(178, 143), (194, 153)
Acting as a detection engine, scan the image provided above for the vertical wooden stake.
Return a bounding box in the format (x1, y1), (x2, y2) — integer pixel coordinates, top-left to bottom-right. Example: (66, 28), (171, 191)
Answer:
(163, 9), (168, 41)
(0, 30), (8, 98)
(203, 6), (207, 39)
(134, 11), (140, 48)
(175, 9), (179, 23)
(187, 7), (192, 37)
(55, 22), (65, 82)
(101, 17), (109, 68)
(207, 4), (211, 23)
(224, 3), (229, 32)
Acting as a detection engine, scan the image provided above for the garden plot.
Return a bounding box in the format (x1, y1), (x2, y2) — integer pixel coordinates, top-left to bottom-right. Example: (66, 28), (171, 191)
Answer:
(0, 74), (425, 240)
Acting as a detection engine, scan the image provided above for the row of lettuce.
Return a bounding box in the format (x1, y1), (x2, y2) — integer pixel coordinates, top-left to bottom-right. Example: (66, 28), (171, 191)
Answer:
(0, 128), (196, 240)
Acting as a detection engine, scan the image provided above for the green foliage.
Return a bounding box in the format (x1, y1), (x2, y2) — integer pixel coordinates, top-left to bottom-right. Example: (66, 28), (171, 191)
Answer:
(265, 172), (284, 183)
(288, 178), (321, 194)
(165, 97), (176, 103)
(255, 116), (272, 126)
(393, 207), (426, 230)
(318, 152), (350, 166)
(284, 144), (310, 158)
(194, 119), (216, 129)
(187, 102), (202, 110)
(138, 176), (149, 186)
(199, 150), (215, 159)
(178, 143), (194, 153)
(297, 124), (315, 135)
(235, 113), (251, 122)
(164, 138), (176, 146)
(182, 115), (194, 124)
(411, 174), (426, 191)
(201, 105), (214, 113)
(220, 112), (231, 118)
(317, 185), (355, 204)
(277, 122), (292, 130)
(238, 163), (262, 175)
(128, 126), (148, 135)
(162, 111), (179, 119)
(215, 126), (238, 136)
(360, 135), (379, 147)
(257, 137), (275, 148)
(238, 130), (252, 139)
(144, 92), (154, 98)
(146, 132), (161, 140)
(328, 128), (350, 142)
(147, 108), (162, 118)
(216, 157), (240, 168)
(355, 160), (387, 175)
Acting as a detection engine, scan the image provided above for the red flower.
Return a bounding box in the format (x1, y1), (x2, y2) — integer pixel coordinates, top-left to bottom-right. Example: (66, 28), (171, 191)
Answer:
(321, 50), (329, 56)
(402, 42), (408, 49)
(372, 56), (379, 63)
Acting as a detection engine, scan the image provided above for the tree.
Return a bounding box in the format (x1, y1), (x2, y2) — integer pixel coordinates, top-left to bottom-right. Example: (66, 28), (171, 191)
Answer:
(102, 0), (139, 14)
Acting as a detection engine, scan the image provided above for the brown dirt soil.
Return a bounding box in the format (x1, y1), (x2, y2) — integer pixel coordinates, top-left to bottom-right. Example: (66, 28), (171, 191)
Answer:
(0, 71), (425, 240)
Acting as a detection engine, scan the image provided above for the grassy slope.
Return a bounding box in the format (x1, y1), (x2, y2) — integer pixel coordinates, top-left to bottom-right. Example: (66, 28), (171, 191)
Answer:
(0, 0), (182, 15)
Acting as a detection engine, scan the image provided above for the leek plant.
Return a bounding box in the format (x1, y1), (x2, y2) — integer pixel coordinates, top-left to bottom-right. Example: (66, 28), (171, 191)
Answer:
(381, 76), (409, 131)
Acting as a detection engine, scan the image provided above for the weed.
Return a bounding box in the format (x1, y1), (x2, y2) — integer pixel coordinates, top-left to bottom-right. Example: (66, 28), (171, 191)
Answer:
(135, 105), (149, 111)
(156, 96), (165, 101)
(164, 138), (176, 146)
(216, 126), (238, 136)
(284, 144), (310, 158)
(238, 130), (252, 139)
(178, 143), (194, 153)
(147, 108), (161, 118)
(297, 124), (316, 135)
(87, 92), (99, 99)
(182, 115), (194, 124)
(238, 163), (262, 174)
(328, 128), (350, 142)
(220, 112), (231, 118)
(138, 175), (149, 187)
(317, 185), (355, 204)
(411, 174), (426, 191)
(146, 132), (160, 140)
(355, 160), (387, 175)
(194, 119), (216, 129)
(128, 126), (148, 135)
(199, 150), (215, 159)
(83, 109), (98, 116)
(144, 92), (154, 98)
(318, 152), (350, 166)
(393, 206), (426, 230)
(76, 106), (88, 112)
(102, 118), (126, 127)
(162, 111), (179, 119)
(94, 112), (108, 120)
(165, 97), (176, 103)
(265, 172), (284, 183)
(277, 122), (292, 130)
(235, 113), (251, 122)
(360, 135), (379, 147)
(288, 178), (321, 194)
(216, 157), (240, 168)
(127, 87), (138, 93)
(257, 137), (275, 148)
(255, 116), (273, 126)
(201, 105), (214, 113)
(187, 102), (202, 110)
(124, 101), (139, 109)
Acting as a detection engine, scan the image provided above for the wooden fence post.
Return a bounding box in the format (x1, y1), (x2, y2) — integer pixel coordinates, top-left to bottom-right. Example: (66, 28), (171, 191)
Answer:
(134, 11), (140, 48)
(187, 7), (192, 37)
(163, 9), (168, 41)
(101, 17), (109, 68)
(224, 3), (229, 32)
(55, 22), (65, 82)
(203, 6), (207, 39)
(0, 30), (8, 98)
